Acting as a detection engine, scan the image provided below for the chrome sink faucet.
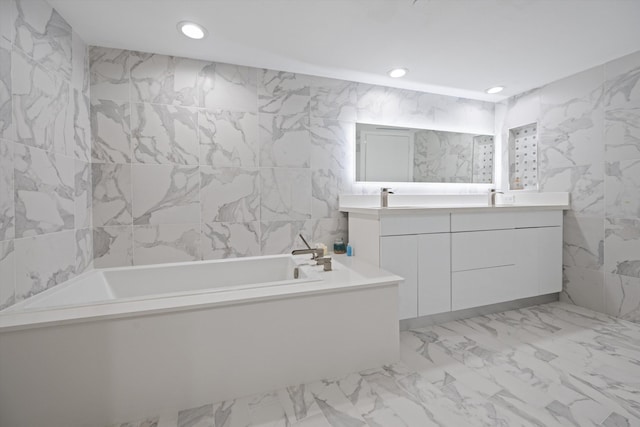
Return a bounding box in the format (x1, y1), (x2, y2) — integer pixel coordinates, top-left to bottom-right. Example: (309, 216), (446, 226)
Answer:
(488, 189), (504, 206)
(381, 187), (394, 208)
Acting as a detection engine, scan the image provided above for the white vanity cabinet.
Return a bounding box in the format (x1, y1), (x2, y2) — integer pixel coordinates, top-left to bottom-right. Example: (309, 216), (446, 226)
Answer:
(346, 208), (564, 320)
(380, 232), (451, 319)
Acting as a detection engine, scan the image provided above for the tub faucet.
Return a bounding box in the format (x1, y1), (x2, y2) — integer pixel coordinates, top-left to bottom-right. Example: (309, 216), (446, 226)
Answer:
(381, 187), (394, 208)
(292, 234), (323, 260)
(291, 247), (323, 260)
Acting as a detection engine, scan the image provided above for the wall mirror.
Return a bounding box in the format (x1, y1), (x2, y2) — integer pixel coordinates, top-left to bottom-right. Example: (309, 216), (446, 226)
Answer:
(355, 123), (494, 183)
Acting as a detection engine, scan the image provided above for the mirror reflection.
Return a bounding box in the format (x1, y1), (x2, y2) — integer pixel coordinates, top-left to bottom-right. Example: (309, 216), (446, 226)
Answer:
(355, 123), (494, 183)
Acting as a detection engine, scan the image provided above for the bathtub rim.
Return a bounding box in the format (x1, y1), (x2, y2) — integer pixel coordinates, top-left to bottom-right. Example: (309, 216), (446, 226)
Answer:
(0, 255), (402, 333)
(14, 254), (323, 312)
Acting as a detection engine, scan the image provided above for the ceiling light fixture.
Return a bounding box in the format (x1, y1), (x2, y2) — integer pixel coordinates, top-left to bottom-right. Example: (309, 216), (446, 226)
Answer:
(178, 21), (207, 40)
(388, 68), (408, 78)
(486, 86), (504, 94)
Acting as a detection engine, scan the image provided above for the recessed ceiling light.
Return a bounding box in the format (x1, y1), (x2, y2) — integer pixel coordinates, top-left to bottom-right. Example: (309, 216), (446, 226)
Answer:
(388, 68), (408, 78)
(178, 21), (207, 40)
(486, 86), (504, 94)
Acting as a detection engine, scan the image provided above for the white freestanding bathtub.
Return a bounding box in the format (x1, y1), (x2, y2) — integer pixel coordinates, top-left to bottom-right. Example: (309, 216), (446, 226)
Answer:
(0, 254), (401, 427)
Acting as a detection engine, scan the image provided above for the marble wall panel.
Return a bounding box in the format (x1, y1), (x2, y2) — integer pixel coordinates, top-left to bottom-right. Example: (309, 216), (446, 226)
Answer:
(132, 164), (199, 225)
(14, 229), (76, 302)
(14, 144), (75, 237)
(0, 139), (14, 241)
(1, 0), (92, 311)
(133, 223), (200, 265)
(199, 109), (258, 167)
(132, 103), (199, 165)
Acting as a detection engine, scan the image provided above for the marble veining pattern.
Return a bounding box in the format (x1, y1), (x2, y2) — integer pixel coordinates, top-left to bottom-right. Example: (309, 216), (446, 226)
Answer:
(132, 103), (199, 165)
(0, 0), (93, 311)
(200, 62), (257, 112)
(132, 164), (200, 225)
(0, 240), (15, 309)
(13, 0), (72, 79)
(0, 139), (14, 240)
(92, 163), (132, 227)
(539, 67), (604, 170)
(93, 226), (133, 268)
(109, 302), (640, 427)
(605, 159), (640, 219)
(604, 218), (640, 278)
(260, 168), (311, 221)
(12, 47), (69, 152)
(604, 50), (640, 110)
(0, 38), (11, 141)
(91, 98), (131, 163)
(259, 112), (310, 168)
(90, 47), (134, 102)
(14, 144), (75, 237)
(198, 109), (258, 167)
(14, 229), (76, 301)
(201, 221), (260, 260)
(258, 70), (310, 116)
(200, 167), (259, 223)
(133, 223), (200, 266)
(563, 213), (604, 271)
(130, 53), (205, 107)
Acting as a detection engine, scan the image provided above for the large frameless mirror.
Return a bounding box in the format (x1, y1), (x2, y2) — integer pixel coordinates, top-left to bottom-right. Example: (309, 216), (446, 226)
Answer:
(355, 123), (494, 183)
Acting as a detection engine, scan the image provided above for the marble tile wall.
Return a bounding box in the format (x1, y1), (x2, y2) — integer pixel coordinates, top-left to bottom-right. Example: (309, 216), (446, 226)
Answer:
(90, 48), (495, 267)
(500, 50), (640, 323)
(0, 0), (92, 310)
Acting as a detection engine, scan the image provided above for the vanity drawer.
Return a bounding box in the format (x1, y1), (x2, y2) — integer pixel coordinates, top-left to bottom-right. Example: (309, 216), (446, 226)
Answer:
(451, 229), (515, 271)
(452, 265), (519, 310)
(380, 214), (450, 236)
(451, 211), (515, 232)
(514, 210), (563, 228)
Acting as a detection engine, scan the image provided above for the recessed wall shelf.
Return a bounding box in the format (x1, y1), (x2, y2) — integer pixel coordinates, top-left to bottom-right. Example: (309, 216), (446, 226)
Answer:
(509, 123), (538, 191)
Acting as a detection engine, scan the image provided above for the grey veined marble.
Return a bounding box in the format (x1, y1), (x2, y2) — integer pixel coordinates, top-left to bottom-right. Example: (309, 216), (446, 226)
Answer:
(109, 302), (640, 427)
(132, 103), (199, 165)
(14, 144), (75, 237)
(13, 0), (73, 79)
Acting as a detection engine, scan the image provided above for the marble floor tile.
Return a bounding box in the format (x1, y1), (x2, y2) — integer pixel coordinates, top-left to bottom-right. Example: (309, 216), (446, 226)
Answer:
(110, 302), (640, 427)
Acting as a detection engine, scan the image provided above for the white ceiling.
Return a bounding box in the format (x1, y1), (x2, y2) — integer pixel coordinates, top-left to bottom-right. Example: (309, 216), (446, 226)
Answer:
(49, 0), (640, 101)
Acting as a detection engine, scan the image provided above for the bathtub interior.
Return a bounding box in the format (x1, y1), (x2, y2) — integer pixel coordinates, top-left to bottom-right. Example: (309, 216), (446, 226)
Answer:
(9, 255), (323, 312)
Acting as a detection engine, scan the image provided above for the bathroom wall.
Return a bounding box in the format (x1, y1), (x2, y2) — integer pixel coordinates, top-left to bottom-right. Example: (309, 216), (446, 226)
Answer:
(499, 50), (640, 322)
(0, 0), (92, 310)
(90, 47), (495, 267)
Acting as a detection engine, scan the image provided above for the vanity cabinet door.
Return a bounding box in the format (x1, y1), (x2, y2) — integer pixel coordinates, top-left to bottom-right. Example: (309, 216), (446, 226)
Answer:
(418, 233), (451, 316)
(538, 226), (562, 294)
(380, 235), (418, 320)
(515, 226), (563, 297)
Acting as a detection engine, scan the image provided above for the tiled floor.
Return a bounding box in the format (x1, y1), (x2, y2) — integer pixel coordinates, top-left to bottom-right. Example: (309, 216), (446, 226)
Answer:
(112, 302), (640, 426)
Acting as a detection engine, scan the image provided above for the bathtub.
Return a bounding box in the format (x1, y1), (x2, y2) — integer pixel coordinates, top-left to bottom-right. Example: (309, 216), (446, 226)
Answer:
(16, 254), (321, 311)
(0, 254), (401, 427)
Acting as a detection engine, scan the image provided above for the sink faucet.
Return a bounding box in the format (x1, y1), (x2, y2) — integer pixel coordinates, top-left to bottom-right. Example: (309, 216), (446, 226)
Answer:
(488, 189), (504, 206)
(381, 187), (394, 208)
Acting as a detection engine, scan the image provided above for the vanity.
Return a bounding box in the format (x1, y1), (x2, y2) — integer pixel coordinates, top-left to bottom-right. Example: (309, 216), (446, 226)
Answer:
(340, 193), (570, 321)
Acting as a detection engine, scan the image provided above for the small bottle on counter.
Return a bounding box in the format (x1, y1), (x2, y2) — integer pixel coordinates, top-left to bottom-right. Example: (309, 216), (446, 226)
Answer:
(346, 243), (353, 256)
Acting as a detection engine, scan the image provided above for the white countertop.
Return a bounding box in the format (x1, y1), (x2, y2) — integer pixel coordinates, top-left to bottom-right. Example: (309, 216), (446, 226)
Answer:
(0, 255), (402, 333)
(339, 192), (570, 216)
